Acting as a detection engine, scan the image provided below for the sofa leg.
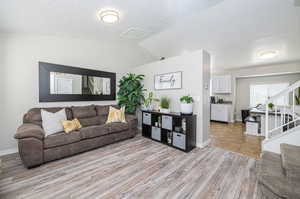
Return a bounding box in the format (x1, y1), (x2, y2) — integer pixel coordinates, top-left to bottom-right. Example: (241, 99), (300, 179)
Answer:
(18, 138), (43, 168)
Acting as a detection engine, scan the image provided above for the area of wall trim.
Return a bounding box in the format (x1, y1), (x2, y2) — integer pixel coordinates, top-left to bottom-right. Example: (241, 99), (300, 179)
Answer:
(0, 148), (18, 156)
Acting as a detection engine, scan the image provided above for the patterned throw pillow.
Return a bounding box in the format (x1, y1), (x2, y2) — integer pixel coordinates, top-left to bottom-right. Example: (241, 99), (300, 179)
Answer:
(106, 106), (126, 124)
(61, 119), (82, 133)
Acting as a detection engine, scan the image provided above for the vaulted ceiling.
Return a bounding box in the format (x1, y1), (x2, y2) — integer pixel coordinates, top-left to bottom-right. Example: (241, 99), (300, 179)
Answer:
(1, 0), (299, 71)
(140, 0), (300, 71)
(0, 0), (222, 41)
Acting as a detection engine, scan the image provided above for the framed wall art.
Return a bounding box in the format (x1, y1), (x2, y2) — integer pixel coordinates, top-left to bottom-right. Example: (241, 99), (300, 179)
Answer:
(154, 71), (182, 90)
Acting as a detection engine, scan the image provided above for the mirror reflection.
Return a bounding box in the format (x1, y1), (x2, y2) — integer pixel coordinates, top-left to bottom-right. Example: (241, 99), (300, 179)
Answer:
(50, 72), (111, 95)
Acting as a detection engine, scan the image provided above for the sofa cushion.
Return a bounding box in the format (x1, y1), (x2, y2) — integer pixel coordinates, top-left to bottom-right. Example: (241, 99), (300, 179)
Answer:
(95, 105), (119, 124)
(107, 122), (129, 133)
(126, 115), (138, 130)
(23, 107), (73, 126)
(258, 151), (292, 198)
(15, 123), (45, 140)
(71, 105), (101, 127)
(281, 144), (300, 180)
(80, 125), (110, 139)
(96, 105), (121, 116)
(44, 131), (81, 149)
(78, 117), (101, 127)
(95, 105), (110, 116)
(71, 105), (96, 119)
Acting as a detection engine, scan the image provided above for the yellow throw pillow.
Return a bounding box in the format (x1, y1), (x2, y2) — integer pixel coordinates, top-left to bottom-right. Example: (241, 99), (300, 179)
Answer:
(61, 119), (82, 133)
(106, 106), (126, 124)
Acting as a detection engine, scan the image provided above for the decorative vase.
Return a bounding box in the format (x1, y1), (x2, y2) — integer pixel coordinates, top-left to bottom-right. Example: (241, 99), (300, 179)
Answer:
(180, 103), (193, 114)
(160, 108), (171, 113)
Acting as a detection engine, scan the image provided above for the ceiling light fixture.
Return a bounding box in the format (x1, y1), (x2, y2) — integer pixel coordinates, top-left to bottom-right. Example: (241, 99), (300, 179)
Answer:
(97, 9), (119, 24)
(257, 50), (279, 59)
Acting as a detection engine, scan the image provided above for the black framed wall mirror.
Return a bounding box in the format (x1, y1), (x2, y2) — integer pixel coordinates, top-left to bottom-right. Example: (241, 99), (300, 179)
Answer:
(39, 62), (116, 102)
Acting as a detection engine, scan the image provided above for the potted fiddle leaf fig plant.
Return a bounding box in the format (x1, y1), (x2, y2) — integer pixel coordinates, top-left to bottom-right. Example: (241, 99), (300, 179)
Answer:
(180, 95), (194, 114)
(142, 92), (159, 111)
(160, 97), (171, 113)
(117, 73), (145, 114)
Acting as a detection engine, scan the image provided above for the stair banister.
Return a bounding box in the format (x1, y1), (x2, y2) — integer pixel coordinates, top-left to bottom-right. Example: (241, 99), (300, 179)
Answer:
(293, 90), (295, 121)
(265, 103), (269, 140)
(264, 80), (300, 141)
(266, 80), (300, 104)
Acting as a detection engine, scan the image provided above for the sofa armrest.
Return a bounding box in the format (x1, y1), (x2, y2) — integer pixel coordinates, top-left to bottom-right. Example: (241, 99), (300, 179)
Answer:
(126, 114), (138, 133)
(15, 123), (45, 140)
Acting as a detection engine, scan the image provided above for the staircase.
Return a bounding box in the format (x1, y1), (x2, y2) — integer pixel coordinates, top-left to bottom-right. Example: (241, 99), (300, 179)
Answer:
(257, 81), (300, 198)
(262, 80), (300, 153)
(257, 144), (300, 198)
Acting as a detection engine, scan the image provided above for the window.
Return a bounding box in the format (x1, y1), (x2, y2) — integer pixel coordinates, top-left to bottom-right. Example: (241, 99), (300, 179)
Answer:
(250, 83), (289, 107)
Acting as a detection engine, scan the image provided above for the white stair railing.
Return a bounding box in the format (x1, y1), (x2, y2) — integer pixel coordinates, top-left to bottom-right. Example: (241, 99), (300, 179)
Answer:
(265, 80), (300, 141)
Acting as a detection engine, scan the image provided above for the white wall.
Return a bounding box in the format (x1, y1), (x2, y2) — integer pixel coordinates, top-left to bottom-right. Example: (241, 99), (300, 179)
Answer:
(201, 51), (211, 143)
(0, 33), (155, 152)
(131, 50), (211, 147)
(213, 61), (300, 121)
(263, 126), (300, 154)
(235, 73), (300, 120)
(0, 36), (5, 153)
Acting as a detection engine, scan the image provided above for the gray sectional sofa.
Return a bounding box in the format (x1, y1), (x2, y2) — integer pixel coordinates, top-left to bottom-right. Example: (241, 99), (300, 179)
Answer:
(14, 105), (138, 168)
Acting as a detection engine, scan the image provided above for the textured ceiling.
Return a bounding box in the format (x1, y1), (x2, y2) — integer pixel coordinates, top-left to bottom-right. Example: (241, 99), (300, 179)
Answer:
(0, 0), (222, 42)
(139, 0), (300, 71)
(1, 0), (299, 71)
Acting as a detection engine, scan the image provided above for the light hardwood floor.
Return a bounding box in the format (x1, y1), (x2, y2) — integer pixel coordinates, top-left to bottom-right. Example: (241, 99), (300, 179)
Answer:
(0, 135), (262, 199)
(210, 122), (264, 159)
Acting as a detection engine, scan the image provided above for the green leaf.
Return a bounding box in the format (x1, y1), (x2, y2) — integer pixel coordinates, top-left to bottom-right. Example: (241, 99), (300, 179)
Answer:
(117, 73), (146, 114)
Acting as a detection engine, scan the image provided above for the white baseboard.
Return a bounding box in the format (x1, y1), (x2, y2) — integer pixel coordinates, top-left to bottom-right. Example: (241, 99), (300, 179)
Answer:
(197, 139), (211, 148)
(0, 148), (18, 157)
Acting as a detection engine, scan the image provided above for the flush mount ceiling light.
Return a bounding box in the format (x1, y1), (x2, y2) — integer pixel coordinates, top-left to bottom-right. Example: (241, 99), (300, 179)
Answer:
(97, 9), (119, 24)
(257, 50), (279, 60)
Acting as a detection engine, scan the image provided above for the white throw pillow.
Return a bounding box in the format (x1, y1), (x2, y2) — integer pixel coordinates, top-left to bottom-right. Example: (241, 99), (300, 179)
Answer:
(41, 108), (67, 136)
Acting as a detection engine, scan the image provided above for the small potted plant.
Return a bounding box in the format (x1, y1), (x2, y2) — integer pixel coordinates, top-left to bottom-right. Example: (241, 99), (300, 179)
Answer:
(160, 97), (171, 113)
(142, 92), (159, 111)
(268, 103), (274, 111)
(180, 95), (194, 114)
